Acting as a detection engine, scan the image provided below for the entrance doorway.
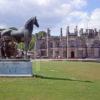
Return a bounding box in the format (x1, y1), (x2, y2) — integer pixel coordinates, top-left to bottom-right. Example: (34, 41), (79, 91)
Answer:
(71, 51), (75, 58)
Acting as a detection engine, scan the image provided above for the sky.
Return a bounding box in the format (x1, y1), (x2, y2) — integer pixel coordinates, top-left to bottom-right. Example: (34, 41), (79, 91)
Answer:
(0, 0), (100, 35)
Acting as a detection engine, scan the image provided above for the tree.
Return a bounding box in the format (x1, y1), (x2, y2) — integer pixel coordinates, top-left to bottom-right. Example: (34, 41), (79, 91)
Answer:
(18, 35), (35, 51)
(18, 42), (24, 50)
(29, 35), (35, 50)
(36, 31), (47, 39)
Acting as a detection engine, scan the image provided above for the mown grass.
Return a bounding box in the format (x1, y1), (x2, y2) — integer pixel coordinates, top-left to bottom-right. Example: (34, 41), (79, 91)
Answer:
(0, 61), (100, 100)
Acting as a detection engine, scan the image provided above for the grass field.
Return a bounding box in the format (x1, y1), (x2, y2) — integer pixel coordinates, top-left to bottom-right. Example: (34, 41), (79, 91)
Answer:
(0, 61), (100, 100)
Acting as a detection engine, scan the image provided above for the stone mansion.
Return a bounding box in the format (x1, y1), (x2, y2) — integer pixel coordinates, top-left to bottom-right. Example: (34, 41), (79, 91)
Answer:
(35, 26), (100, 59)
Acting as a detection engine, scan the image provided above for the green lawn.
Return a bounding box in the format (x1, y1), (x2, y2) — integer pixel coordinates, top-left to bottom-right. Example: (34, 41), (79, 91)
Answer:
(0, 61), (100, 100)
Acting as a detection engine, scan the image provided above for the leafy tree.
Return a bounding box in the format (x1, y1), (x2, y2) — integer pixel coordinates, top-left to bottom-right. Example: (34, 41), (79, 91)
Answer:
(18, 42), (24, 50)
(36, 31), (47, 39)
(29, 35), (35, 50)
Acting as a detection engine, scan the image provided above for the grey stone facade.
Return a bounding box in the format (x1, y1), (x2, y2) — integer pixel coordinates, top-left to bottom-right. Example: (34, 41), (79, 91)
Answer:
(35, 27), (100, 59)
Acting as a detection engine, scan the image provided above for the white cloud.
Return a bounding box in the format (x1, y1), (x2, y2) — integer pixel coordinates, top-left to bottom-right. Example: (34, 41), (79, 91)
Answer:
(31, 0), (51, 6)
(0, 0), (87, 16)
(0, 24), (8, 28)
(1, 0), (100, 35)
(89, 8), (100, 28)
(70, 0), (87, 9)
(54, 4), (72, 16)
(77, 8), (100, 30)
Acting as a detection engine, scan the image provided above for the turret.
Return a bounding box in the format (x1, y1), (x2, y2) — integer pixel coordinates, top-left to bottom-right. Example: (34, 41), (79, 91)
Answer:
(60, 28), (63, 37)
(94, 28), (98, 36)
(98, 29), (100, 40)
(47, 28), (51, 37)
(74, 26), (78, 35)
(66, 26), (70, 35)
(79, 28), (83, 35)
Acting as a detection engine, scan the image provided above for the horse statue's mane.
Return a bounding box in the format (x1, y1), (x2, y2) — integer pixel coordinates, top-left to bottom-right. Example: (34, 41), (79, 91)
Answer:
(24, 17), (39, 33)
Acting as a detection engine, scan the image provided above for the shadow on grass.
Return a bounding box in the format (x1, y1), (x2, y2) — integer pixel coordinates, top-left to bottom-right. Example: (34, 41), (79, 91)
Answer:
(34, 74), (93, 83)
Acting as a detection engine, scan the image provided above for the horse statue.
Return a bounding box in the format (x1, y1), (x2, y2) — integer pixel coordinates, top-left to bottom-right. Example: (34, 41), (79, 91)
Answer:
(0, 16), (39, 58)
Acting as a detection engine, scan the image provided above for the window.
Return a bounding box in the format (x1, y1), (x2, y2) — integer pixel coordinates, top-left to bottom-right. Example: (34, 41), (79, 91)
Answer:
(41, 51), (46, 56)
(69, 40), (76, 47)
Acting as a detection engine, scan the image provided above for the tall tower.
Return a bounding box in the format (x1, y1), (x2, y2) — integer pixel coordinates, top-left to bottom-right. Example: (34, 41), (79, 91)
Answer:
(66, 26), (70, 35)
(60, 28), (63, 37)
(60, 28), (63, 58)
(46, 28), (50, 57)
(99, 30), (100, 40)
(66, 26), (70, 59)
(79, 28), (83, 35)
(74, 26), (78, 36)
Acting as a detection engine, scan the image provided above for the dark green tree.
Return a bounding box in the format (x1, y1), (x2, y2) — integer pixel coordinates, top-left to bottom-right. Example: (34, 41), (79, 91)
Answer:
(36, 31), (47, 39)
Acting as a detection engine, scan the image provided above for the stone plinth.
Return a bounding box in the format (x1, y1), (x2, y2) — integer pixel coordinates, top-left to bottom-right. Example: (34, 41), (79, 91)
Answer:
(0, 59), (33, 76)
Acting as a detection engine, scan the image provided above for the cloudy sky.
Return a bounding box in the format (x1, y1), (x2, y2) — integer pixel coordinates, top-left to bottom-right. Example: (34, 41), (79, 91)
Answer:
(0, 0), (100, 35)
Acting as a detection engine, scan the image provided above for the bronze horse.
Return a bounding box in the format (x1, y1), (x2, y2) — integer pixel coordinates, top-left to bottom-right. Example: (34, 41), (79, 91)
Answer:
(0, 17), (39, 58)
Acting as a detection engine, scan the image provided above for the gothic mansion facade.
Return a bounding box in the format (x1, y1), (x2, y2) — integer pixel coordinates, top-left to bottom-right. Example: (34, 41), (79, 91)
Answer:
(35, 26), (100, 59)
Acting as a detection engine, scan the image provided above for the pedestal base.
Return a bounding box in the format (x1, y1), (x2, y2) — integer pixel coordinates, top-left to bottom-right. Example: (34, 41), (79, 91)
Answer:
(0, 59), (33, 77)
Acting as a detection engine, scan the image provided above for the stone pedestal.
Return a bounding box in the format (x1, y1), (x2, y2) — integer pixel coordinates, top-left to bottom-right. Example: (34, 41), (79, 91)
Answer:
(0, 59), (33, 76)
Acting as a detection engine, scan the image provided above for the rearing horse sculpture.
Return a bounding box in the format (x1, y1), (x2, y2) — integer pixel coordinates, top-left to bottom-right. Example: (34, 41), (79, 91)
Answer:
(0, 17), (39, 58)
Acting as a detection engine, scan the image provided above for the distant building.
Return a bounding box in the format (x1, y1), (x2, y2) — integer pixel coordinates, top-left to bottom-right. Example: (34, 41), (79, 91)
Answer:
(35, 26), (100, 59)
